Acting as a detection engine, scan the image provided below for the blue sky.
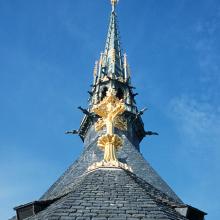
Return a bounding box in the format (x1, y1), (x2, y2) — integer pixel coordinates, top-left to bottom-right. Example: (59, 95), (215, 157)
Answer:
(0, 0), (219, 219)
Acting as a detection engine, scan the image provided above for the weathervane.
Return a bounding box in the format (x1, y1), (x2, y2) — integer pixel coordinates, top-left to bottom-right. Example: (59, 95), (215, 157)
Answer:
(88, 88), (132, 172)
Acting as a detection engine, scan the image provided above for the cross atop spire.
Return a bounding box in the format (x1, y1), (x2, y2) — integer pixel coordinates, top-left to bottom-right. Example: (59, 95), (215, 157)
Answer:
(111, 0), (119, 12)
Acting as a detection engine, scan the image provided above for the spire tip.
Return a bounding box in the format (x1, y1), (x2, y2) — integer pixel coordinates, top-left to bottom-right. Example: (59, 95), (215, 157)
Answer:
(110, 0), (119, 11)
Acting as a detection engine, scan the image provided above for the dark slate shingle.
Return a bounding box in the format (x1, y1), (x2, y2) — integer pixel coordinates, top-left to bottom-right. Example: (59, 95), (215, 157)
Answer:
(40, 127), (183, 204)
(26, 168), (188, 220)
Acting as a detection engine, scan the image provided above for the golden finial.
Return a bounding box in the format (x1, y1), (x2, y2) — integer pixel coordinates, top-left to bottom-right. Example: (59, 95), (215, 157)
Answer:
(111, 0), (119, 11)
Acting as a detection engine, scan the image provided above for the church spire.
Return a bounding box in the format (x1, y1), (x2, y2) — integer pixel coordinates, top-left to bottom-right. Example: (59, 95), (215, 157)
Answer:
(94, 0), (127, 83)
(105, 0), (123, 79)
(80, 0), (145, 142)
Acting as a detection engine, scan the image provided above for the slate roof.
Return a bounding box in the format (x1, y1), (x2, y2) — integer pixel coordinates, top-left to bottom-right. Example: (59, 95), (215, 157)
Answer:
(40, 128), (183, 204)
(25, 168), (188, 220)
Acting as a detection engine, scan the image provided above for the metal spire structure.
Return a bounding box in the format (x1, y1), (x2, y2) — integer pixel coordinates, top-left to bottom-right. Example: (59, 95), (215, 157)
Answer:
(11, 1), (207, 220)
(93, 0), (129, 86)
(103, 0), (124, 79)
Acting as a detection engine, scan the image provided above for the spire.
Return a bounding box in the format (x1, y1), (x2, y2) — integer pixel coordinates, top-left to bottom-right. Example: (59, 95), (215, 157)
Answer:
(89, 1), (136, 114)
(100, 0), (125, 81)
(12, 3), (206, 220)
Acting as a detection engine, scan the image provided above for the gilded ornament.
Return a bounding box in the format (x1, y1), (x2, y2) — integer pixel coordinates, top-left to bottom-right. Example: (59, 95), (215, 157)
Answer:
(88, 88), (132, 172)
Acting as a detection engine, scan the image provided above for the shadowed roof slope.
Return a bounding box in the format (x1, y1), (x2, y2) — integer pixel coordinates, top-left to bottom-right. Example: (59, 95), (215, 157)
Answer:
(40, 131), (183, 203)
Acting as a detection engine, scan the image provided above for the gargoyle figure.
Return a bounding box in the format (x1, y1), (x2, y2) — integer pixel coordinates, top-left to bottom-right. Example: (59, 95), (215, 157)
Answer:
(144, 131), (159, 136)
(132, 93), (139, 97)
(78, 106), (91, 116)
(65, 130), (79, 135)
(88, 91), (93, 96)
